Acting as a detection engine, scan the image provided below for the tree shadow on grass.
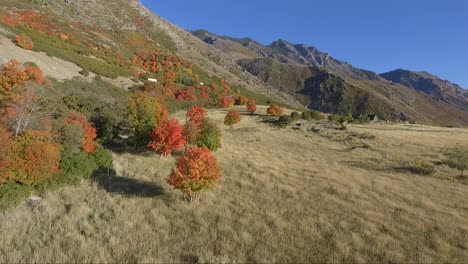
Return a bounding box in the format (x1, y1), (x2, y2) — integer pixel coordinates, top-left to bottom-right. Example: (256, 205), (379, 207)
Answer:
(93, 169), (165, 198)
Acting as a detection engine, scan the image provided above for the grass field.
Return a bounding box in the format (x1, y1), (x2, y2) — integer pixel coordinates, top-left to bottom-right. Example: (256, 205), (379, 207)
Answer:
(1, 106), (468, 263)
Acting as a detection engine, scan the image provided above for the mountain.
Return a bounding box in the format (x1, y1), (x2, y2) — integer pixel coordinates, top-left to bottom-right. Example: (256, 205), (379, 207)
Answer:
(380, 69), (468, 110)
(192, 29), (468, 126)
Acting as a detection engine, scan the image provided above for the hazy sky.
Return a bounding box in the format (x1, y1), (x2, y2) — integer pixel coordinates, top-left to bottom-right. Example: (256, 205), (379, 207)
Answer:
(141, 0), (468, 88)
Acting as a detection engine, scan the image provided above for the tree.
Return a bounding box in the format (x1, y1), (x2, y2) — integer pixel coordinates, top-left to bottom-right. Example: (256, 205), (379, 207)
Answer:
(196, 118), (221, 151)
(444, 146), (468, 177)
(0, 125), (15, 185)
(277, 115), (293, 128)
(15, 34), (34, 50)
(65, 112), (98, 154)
(127, 92), (168, 147)
(236, 95), (248, 105)
(167, 146), (221, 201)
(224, 110), (241, 129)
(290, 111), (300, 121)
(186, 106), (207, 124)
(148, 119), (187, 156)
(247, 99), (256, 115)
(221, 96), (235, 108)
(11, 129), (61, 185)
(267, 104), (284, 116)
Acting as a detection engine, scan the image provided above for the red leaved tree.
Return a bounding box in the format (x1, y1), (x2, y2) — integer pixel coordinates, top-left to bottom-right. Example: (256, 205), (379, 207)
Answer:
(247, 100), (256, 115)
(224, 110), (241, 129)
(148, 119), (187, 156)
(167, 146), (221, 201)
(186, 106), (207, 124)
(267, 104), (284, 116)
(65, 112), (98, 154)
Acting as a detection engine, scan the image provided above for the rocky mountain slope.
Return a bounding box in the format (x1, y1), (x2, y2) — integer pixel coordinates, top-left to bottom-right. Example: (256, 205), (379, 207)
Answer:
(380, 69), (468, 110)
(0, 0), (299, 106)
(192, 30), (468, 126)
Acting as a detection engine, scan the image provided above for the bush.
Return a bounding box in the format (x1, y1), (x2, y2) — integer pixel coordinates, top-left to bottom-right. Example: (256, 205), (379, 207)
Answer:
(267, 104), (284, 116)
(290, 111), (300, 121)
(15, 34), (34, 50)
(340, 113), (353, 123)
(246, 99), (257, 114)
(167, 146), (221, 201)
(311, 111), (324, 120)
(407, 160), (435, 175)
(277, 115), (293, 128)
(224, 110), (241, 128)
(444, 146), (468, 177)
(354, 115), (370, 124)
(328, 114), (341, 123)
(196, 118), (221, 151)
(148, 119), (187, 156)
(301, 111), (312, 121)
(58, 146), (112, 184)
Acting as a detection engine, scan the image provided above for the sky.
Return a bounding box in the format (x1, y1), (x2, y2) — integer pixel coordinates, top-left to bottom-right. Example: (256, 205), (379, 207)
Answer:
(141, 0), (468, 88)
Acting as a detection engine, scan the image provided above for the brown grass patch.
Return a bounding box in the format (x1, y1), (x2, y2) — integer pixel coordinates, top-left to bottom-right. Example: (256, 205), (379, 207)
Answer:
(1, 106), (468, 262)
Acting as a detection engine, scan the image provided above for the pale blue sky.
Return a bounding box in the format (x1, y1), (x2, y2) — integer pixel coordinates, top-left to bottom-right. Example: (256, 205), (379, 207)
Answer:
(142, 0), (468, 88)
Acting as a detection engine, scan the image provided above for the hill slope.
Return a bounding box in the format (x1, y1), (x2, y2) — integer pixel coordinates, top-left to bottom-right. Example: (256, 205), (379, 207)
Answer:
(380, 69), (468, 110)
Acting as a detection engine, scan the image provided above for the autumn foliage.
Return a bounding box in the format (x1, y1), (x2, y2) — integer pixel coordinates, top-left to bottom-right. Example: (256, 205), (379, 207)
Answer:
(267, 104), (284, 116)
(247, 100), (257, 114)
(65, 112), (98, 154)
(167, 146), (221, 200)
(186, 106), (207, 124)
(224, 110), (241, 128)
(148, 119), (187, 156)
(221, 96), (235, 108)
(15, 34), (34, 50)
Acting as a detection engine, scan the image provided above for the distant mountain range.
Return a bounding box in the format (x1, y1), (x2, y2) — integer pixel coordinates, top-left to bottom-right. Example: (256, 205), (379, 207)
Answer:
(0, 0), (466, 126)
(192, 29), (468, 126)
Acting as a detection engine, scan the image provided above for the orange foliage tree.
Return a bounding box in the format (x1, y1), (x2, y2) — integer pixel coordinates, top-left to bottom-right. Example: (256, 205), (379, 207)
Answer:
(65, 112), (98, 154)
(267, 104), (284, 116)
(15, 34), (34, 50)
(186, 106), (207, 124)
(236, 95), (249, 105)
(148, 119), (187, 156)
(167, 146), (221, 201)
(247, 100), (256, 114)
(184, 106), (207, 144)
(221, 96), (235, 108)
(224, 110), (241, 129)
(0, 125), (15, 184)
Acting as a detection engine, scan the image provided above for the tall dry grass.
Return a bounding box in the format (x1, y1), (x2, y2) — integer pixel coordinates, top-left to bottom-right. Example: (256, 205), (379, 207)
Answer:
(1, 106), (468, 263)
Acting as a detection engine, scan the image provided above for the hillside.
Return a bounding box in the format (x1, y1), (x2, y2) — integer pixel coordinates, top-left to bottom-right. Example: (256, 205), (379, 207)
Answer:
(380, 69), (468, 110)
(192, 30), (468, 126)
(0, 0), (299, 106)
(1, 107), (468, 262)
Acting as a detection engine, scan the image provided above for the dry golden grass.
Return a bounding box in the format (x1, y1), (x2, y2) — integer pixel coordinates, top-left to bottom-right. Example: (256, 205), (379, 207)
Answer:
(1, 106), (468, 263)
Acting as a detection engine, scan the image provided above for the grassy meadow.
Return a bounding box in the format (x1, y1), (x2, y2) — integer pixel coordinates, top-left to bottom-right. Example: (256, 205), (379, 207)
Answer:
(1, 106), (468, 263)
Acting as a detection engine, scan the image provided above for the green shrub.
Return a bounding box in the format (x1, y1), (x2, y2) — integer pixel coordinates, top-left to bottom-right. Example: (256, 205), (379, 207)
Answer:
(290, 111), (300, 121)
(407, 160), (435, 175)
(196, 118), (222, 151)
(277, 115), (293, 128)
(443, 146), (468, 177)
(328, 114), (341, 123)
(301, 111), (312, 121)
(354, 115), (370, 124)
(0, 181), (34, 211)
(340, 113), (353, 123)
(310, 110), (324, 120)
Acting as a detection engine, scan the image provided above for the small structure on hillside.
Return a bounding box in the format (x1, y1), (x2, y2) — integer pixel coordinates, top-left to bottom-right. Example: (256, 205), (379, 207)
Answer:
(148, 78), (158, 83)
(368, 114), (379, 123)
